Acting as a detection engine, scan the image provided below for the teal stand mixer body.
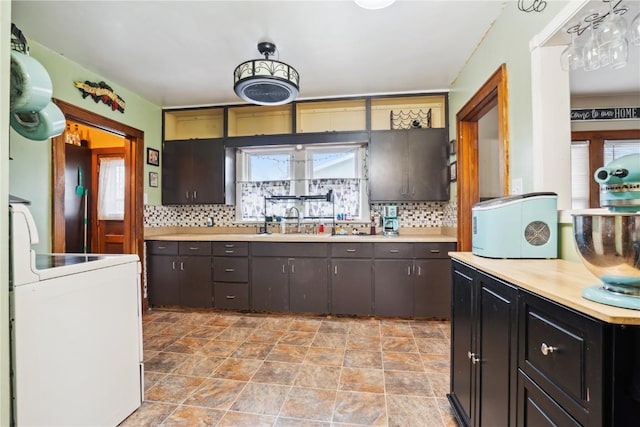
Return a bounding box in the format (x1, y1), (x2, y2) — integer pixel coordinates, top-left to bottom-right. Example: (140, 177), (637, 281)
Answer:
(574, 153), (640, 310)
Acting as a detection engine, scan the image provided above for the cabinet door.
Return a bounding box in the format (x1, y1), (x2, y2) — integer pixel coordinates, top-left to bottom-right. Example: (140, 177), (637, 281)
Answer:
(162, 140), (192, 204)
(331, 259), (372, 315)
(477, 272), (517, 427)
(414, 258), (451, 319)
(407, 128), (448, 201)
(147, 255), (180, 306)
(369, 130), (407, 202)
(191, 138), (225, 204)
(251, 257), (289, 312)
(449, 261), (475, 427)
(179, 256), (212, 308)
(290, 258), (328, 314)
(373, 259), (414, 317)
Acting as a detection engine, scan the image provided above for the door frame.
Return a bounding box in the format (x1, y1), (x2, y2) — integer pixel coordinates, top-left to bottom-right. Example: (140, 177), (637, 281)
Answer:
(456, 64), (510, 251)
(51, 99), (146, 309)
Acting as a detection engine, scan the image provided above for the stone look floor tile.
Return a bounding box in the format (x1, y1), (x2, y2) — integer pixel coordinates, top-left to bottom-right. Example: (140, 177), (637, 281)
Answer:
(339, 367), (385, 393)
(386, 394), (444, 427)
(343, 350), (383, 369)
(294, 364), (341, 389)
(230, 382), (290, 415)
(279, 386), (337, 421)
(182, 378), (246, 410)
(218, 410), (276, 427)
(211, 357), (263, 381)
(162, 405), (225, 426)
(144, 374), (204, 404)
(332, 391), (387, 426)
(134, 310), (453, 426)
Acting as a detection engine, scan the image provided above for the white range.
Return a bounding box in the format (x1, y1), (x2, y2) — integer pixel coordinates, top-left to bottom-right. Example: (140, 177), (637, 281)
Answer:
(9, 203), (143, 426)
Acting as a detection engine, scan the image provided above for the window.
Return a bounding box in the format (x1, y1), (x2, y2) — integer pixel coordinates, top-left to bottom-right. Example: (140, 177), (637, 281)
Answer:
(97, 157), (125, 220)
(570, 130), (640, 209)
(237, 143), (367, 221)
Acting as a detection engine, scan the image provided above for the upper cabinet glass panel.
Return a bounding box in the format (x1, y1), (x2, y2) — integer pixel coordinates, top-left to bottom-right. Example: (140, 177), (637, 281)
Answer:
(228, 105), (292, 137)
(164, 108), (224, 140)
(296, 99), (366, 133)
(371, 95), (445, 130)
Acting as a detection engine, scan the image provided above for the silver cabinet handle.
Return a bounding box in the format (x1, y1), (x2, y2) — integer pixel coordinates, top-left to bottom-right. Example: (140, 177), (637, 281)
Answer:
(407, 266), (412, 276)
(225, 250), (234, 254)
(291, 264), (295, 273)
(467, 351), (480, 364)
(225, 268), (235, 272)
(418, 266), (422, 275)
(224, 244), (235, 248)
(389, 249), (399, 253)
(189, 247), (199, 251)
(282, 265), (286, 273)
(334, 265), (338, 275)
(158, 245), (166, 249)
(180, 262), (184, 271)
(226, 295), (236, 299)
(172, 261), (176, 270)
(430, 249), (440, 253)
(541, 343), (557, 356)
(193, 190), (197, 199)
(346, 249), (356, 253)
(185, 191), (190, 199)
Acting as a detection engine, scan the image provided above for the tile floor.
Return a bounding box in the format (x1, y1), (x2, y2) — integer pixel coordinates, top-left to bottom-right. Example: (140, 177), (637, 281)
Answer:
(120, 309), (457, 427)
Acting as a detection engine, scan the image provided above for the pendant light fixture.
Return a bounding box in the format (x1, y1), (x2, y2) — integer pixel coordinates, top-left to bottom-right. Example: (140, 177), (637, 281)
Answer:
(233, 42), (300, 106)
(354, 0), (396, 10)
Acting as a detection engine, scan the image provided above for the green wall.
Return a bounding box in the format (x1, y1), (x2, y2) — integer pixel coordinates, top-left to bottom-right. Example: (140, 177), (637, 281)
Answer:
(449, 1), (569, 194)
(9, 40), (162, 253)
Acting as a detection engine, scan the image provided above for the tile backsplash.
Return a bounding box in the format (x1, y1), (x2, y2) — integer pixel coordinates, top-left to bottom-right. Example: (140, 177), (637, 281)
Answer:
(144, 201), (457, 228)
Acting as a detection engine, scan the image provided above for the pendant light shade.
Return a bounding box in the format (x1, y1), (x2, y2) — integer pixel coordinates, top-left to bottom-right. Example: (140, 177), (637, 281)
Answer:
(233, 42), (299, 106)
(354, 0), (396, 10)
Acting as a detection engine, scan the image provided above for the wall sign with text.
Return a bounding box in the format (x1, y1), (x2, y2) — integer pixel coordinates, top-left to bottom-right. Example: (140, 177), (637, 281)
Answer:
(570, 107), (639, 121)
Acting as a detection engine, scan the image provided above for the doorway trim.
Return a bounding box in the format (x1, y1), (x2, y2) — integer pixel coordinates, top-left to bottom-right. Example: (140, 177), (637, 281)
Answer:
(455, 64), (510, 251)
(51, 99), (145, 306)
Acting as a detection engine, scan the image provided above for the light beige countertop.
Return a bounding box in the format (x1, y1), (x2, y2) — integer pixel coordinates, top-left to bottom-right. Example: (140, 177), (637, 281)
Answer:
(450, 252), (640, 326)
(145, 226), (458, 243)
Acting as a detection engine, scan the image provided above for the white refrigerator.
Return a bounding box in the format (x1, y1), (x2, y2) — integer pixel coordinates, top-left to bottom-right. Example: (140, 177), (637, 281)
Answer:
(10, 203), (143, 426)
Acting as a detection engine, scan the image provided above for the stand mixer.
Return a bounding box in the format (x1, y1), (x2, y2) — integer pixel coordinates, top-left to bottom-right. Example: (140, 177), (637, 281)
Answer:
(573, 153), (640, 310)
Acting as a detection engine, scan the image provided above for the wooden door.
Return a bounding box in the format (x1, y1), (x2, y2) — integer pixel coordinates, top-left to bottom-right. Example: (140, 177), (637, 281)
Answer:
(92, 148), (126, 254)
(64, 144), (92, 253)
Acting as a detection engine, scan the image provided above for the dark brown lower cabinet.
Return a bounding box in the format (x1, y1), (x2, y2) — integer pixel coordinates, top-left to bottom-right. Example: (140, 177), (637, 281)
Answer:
(289, 258), (328, 314)
(374, 259), (414, 317)
(212, 242), (250, 310)
(331, 259), (372, 315)
(147, 241), (212, 308)
(250, 257), (290, 312)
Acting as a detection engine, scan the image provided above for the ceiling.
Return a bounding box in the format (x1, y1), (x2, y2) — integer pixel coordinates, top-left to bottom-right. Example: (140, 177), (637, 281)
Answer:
(11, 0), (640, 109)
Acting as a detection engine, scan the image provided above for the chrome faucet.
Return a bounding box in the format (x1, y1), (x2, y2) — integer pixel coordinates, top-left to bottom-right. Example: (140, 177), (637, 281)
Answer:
(288, 206), (301, 233)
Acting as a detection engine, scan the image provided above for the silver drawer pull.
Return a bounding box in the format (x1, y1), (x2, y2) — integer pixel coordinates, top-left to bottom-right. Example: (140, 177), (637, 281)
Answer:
(225, 250), (235, 254)
(189, 247), (199, 251)
(389, 249), (399, 253)
(225, 295), (236, 299)
(430, 249), (440, 253)
(224, 244), (235, 248)
(346, 249), (356, 253)
(407, 266), (412, 276)
(334, 265), (338, 275)
(540, 343), (557, 356)
(225, 268), (235, 272)
(158, 245), (166, 249)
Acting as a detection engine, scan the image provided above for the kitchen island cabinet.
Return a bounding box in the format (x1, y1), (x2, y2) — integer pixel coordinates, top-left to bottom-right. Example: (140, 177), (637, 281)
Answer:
(448, 254), (640, 427)
(147, 241), (212, 308)
(369, 128), (448, 202)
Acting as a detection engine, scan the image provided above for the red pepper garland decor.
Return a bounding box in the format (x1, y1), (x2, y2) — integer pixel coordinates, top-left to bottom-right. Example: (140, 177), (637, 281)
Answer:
(74, 80), (126, 113)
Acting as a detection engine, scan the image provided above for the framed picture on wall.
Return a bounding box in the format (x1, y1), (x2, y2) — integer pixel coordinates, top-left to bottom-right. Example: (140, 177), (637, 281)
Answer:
(449, 139), (456, 155)
(449, 161), (457, 182)
(149, 171), (158, 188)
(147, 148), (159, 166)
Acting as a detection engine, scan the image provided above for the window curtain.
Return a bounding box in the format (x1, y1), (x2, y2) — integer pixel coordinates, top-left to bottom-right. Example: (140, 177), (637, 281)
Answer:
(97, 157), (125, 220)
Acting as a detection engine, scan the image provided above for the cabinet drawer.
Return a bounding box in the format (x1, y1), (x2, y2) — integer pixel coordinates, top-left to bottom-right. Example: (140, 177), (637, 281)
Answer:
(147, 241), (179, 255)
(374, 242), (413, 258)
(518, 370), (581, 427)
(252, 242), (328, 257)
(213, 242), (249, 257)
(414, 242), (456, 258)
(331, 243), (373, 258)
(213, 283), (249, 310)
(178, 241), (212, 255)
(213, 258), (248, 282)
(519, 291), (603, 424)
